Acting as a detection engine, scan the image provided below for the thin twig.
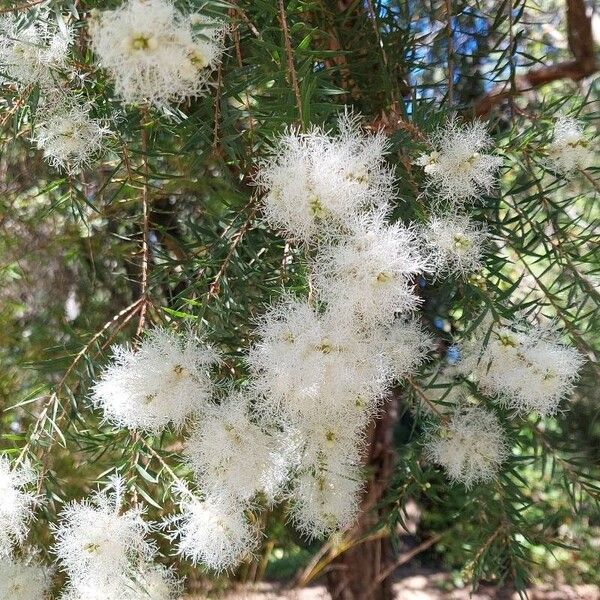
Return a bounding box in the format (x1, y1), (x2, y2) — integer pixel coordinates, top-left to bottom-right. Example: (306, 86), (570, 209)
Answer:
(14, 299), (143, 468)
(367, 532), (444, 593)
(0, 0), (45, 14)
(406, 378), (448, 421)
(444, 0), (454, 106)
(277, 0), (303, 123)
(136, 111), (151, 337)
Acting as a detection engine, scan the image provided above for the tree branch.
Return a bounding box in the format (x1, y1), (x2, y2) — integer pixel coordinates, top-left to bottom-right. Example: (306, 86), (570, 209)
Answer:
(473, 0), (597, 116)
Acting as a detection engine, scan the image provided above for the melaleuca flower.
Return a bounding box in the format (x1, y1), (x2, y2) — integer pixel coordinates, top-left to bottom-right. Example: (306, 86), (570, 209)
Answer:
(256, 113), (394, 243)
(382, 319), (434, 381)
(298, 409), (364, 468)
(414, 119), (503, 204)
(132, 564), (183, 600)
(313, 212), (428, 326)
(64, 564), (182, 600)
(423, 213), (488, 278)
(0, 556), (51, 600)
(547, 116), (594, 175)
(168, 492), (259, 572)
(425, 406), (508, 488)
(89, 0), (225, 107)
(0, 458), (38, 557)
(185, 392), (289, 502)
(0, 13), (71, 88)
(91, 327), (219, 433)
(289, 461), (363, 539)
(456, 319), (584, 417)
(34, 102), (110, 172)
(247, 298), (391, 423)
(53, 477), (155, 590)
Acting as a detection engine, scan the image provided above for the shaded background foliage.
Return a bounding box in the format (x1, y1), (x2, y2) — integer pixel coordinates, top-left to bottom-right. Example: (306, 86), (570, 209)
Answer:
(0, 0), (598, 597)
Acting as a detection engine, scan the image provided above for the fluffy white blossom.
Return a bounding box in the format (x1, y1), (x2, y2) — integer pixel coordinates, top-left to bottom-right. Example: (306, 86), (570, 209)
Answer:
(414, 119), (503, 204)
(0, 13), (71, 88)
(60, 565), (182, 600)
(0, 458), (38, 557)
(92, 327), (219, 433)
(313, 212), (428, 325)
(168, 493), (258, 572)
(382, 319), (434, 381)
(423, 213), (488, 278)
(132, 564), (183, 600)
(256, 113), (394, 242)
(247, 298), (391, 424)
(425, 406), (508, 488)
(34, 102), (110, 171)
(185, 392), (290, 502)
(89, 0), (225, 106)
(53, 477), (155, 590)
(0, 556), (51, 600)
(456, 319), (584, 417)
(547, 116), (594, 175)
(289, 461), (363, 539)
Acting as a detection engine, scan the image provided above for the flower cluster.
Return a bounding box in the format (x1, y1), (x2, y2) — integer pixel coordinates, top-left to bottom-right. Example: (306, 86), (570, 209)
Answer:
(54, 477), (180, 600)
(0, 13), (71, 88)
(424, 406), (509, 489)
(414, 119), (503, 204)
(313, 211), (428, 326)
(92, 327), (219, 433)
(256, 113), (394, 243)
(167, 491), (259, 573)
(184, 392), (288, 503)
(0, 556), (51, 600)
(0, 458), (38, 557)
(547, 116), (594, 175)
(34, 103), (110, 171)
(0, 11), (110, 172)
(89, 0), (225, 106)
(423, 213), (488, 278)
(456, 318), (584, 417)
(252, 115), (435, 537)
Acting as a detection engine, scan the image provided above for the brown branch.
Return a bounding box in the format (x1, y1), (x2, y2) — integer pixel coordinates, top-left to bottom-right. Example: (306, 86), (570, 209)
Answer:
(474, 0), (597, 116)
(277, 0), (304, 123)
(136, 113), (151, 337)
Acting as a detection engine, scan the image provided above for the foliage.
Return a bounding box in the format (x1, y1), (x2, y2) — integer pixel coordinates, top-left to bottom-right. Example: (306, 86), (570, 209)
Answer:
(0, 0), (598, 597)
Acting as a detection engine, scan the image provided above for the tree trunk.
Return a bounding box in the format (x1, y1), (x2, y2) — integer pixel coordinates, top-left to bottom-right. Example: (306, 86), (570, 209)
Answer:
(324, 397), (399, 600)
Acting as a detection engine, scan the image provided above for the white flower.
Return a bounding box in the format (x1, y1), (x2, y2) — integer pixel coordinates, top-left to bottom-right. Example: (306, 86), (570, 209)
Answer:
(61, 565), (182, 600)
(382, 319), (434, 381)
(89, 0), (225, 107)
(423, 213), (488, 278)
(0, 458), (38, 557)
(92, 327), (219, 433)
(414, 119), (503, 204)
(457, 319), (584, 417)
(247, 298), (391, 424)
(256, 113), (394, 242)
(132, 564), (183, 600)
(313, 211), (428, 326)
(0, 13), (71, 88)
(168, 493), (258, 572)
(289, 461), (363, 539)
(34, 102), (110, 172)
(53, 477), (155, 589)
(0, 556), (51, 600)
(185, 392), (289, 502)
(425, 406), (508, 488)
(547, 116), (594, 175)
